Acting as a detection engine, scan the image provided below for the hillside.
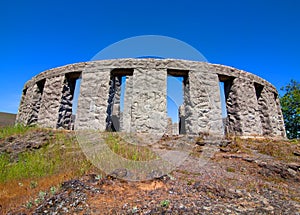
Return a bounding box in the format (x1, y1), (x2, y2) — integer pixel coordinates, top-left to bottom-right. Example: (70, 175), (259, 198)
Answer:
(0, 112), (16, 127)
(0, 126), (299, 214)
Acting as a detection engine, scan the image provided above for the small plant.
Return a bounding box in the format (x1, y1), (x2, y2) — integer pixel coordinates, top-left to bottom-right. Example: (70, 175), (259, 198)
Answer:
(50, 186), (57, 195)
(30, 181), (38, 189)
(38, 191), (47, 200)
(95, 174), (102, 181)
(226, 167), (235, 173)
(187, 179), (194, 185)
(160, 199), (170, 207)
(25, 199), (33, 209)
(34, 198), (41, 204)
(132, 206), (139, 213)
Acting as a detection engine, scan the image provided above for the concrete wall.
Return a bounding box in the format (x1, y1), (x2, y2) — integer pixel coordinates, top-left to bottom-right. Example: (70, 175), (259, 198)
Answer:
(16, 58), (286, 138)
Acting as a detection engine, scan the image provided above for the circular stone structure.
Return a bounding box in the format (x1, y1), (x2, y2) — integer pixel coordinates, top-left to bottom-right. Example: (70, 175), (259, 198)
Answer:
(16, 58), (286, 138)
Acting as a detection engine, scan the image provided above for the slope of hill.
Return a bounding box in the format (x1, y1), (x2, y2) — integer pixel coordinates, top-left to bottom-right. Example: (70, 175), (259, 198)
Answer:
(0, 112), (16, 127)
(0, 127), (299, 214)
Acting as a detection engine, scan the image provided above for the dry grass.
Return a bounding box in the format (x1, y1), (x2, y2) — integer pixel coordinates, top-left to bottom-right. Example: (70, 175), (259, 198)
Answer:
(104, 132), (158, 161)
(0, 172), (74, 214)
(0, 127), (96, 214)
(247, 138), (300, 163)
(224, 136), (252, 154)
(0, 112), (16, 127)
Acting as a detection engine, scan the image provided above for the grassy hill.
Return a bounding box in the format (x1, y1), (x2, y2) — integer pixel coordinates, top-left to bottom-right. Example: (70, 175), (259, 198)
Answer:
(0, 126), (299, 214)
(0, 112), (16, 127)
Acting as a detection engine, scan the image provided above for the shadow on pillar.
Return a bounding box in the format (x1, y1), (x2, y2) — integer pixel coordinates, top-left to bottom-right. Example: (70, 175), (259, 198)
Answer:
(218, 75), (236, 135)
(106, 68), (133, 132)
(167, 69), (189, 135)
(27, 79), (46, 125)
(57, 72), (82, 130)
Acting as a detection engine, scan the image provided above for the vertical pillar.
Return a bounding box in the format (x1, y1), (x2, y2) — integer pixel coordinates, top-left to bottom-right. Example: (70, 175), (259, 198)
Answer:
(16, 80), (45, 125)
(107, 76), (121, 131)
(121, 76), (133, 132)
(16, 87), (28, 125)
(38, 76), (65, 128)
(130, 68), (167, 133)
(185, 69), (223, 136)
(28, 80), (45, 125)
(274, 94), (286, 137)
(75, 66), (111, 131)
(226, 78), (262, 136)
(16, 85), (37, 125)
(179, 105), (186, 134)
(258, 87), (286, 137)
(56, 75), (76, 129)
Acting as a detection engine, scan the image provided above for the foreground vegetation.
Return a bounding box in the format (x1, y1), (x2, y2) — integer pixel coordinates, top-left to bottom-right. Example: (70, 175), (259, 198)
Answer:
(0, 125), (299, 214)
(0, 125), (95, 212)
(104, 132), (158, 161)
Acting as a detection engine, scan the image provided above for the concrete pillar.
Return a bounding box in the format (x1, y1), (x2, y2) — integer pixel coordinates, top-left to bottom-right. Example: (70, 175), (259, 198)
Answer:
(226, 78), (262, 136)
(121, 76), (133, 132)
(38, 76), (65, 128)
(75, 67), (111, 131)
(16, 87), (28, 125)
(16, 85), (36, 125)
(172, 122), (179, 135)
(16, 79), (45, 126)
(107, 76), (121, 131)
(56, 76), (76, 130)
(185, 70), (223, 136)
(130, 68), (167, 133)
(274, 94), (286, 137)
(258, 87), (286, 137)
(178, 105), (186, 134)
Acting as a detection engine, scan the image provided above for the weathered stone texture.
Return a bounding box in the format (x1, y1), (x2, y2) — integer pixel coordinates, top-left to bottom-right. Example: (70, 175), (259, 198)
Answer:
(37, 76), (65, 128)
(106, 76), (122, 131)
(130, 68), (167, 133)
(184, 67), (223, 136)
(121, 76), (133, 132)
(226, 78), (262, 136)
(75, 66), (110, 130)
(17, 59), (286, 138)
(258, 87), (286, 137)
(16, 83), (43, 125)
(57, 77), (76, 129)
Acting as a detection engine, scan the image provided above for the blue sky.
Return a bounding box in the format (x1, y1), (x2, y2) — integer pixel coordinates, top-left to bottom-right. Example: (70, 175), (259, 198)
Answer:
(1, 0), (300, 115)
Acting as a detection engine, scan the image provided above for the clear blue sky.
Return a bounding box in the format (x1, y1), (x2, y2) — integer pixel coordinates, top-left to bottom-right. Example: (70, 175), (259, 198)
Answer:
(1, 0), (300, 114)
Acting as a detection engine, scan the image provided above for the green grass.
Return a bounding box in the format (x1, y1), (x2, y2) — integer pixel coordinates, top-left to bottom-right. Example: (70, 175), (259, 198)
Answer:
(0, 127), (93, 183)
(104, 132), (158, 161)
(0, 124), (33, 139)
(226, 167), (236, 173)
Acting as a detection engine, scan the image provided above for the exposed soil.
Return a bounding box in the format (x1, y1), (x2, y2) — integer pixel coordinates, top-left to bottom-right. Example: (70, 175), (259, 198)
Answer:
(1, 131), (300, 214)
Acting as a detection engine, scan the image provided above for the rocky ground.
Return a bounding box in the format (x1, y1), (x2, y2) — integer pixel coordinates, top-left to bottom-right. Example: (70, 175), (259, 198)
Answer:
(1, 130), (300, 214)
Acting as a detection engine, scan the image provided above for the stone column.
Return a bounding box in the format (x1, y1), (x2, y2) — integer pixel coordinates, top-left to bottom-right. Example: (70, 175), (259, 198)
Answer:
(16, 80), (45, 126)
(75, 66), (111, 131)
(56, 76), (76, 130)
(130, 68), (167, 133)
(226, 78), (262, 136)
(184, 69), (223, 136)
(178, 105), (186, 134)
(258, 87), (286, 137)
(16, 85), (36, 125)
(107, 76), (121, 131)
(16, 87), (28, 125)
(274, 94), (286, 137)
(121, 76), (133, 132)
(38, 76), (65, 128)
